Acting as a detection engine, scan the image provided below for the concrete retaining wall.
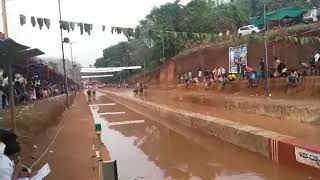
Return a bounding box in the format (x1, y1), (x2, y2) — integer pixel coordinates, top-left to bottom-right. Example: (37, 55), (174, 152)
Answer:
(144, 89), (320, 124)
(99, 89), (320, 175)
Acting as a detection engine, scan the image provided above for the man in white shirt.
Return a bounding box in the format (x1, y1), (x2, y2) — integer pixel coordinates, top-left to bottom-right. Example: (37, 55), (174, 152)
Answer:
(314, 51), (320, 63)
(0, 130), (22, 180)
(0, 142), (14, 180)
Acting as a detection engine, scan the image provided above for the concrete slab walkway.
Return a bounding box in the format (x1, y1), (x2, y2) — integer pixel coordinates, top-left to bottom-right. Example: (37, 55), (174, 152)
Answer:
(45, 92), (109, 180)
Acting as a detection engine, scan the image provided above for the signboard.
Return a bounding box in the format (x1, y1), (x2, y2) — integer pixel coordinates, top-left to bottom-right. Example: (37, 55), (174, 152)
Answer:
(102, 160), (118, 180)
(295, 147), (320, 169)
(95, 123), (102, 134)
(229, 44), (248, 73)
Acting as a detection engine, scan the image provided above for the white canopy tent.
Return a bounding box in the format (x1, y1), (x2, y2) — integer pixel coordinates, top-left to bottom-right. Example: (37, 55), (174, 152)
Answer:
(81, 66), (142, 73)
(81, 74), (114, 79)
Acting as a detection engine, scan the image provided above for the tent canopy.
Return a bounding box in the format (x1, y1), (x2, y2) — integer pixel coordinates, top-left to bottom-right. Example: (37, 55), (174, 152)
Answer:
(16, 48), (44, 58)
(0, 38), (29, 55)
(249, 7), (306, 27)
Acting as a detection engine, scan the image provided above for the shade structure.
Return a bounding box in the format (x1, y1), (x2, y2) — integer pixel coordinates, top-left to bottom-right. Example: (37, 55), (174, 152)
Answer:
(81, 74), (114, 79)
(81, 66), (142, 73)
(249, 7), (306, 27)
(0, 38), (29, 55)
(16, 48), (44, 58)
(81, 69), (122, 73)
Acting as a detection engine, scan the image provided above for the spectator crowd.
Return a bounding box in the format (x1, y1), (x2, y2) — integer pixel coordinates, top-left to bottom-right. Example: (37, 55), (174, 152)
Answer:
(177, 51), (320, 87)
(0, 72), (68, 110)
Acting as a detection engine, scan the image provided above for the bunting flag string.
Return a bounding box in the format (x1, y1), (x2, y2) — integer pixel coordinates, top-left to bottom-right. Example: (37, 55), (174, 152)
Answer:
(17, 14), (320, 45)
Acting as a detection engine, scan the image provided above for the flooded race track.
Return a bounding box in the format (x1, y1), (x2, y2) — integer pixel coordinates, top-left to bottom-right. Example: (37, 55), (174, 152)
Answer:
(89, 93), (317, 180)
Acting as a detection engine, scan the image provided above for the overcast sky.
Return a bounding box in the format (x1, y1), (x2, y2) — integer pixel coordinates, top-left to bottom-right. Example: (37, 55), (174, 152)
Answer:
(1, 0), (190, 67)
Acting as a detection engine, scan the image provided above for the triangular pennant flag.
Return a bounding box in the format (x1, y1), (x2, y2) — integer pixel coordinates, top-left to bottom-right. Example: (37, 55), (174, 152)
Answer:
(116, 27), (122, 34)
(31, 16), (36, 27)
(37, 18), (44, 30)
(126, 28), (134, 38)
(84, 23), (93, 35)
(111, 27), (115, 34)
(19, 14), (26, 26)
(134, 28), (140, 39)
(60, 20), (70, 32)
(77, 23), (84, 35)
(70, 22), (75, 31)
(44, 18), (50, 29)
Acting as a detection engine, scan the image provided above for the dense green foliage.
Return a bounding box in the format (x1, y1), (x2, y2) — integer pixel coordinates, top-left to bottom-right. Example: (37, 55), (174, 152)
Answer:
(95, 0), (320, 82)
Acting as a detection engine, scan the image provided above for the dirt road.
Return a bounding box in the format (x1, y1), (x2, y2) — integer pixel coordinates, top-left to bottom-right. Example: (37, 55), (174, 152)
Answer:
(18, 92), (109, 180)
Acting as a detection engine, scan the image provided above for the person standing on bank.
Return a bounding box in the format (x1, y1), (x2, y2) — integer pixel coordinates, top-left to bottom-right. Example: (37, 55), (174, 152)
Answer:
(259, 58), (266, 79)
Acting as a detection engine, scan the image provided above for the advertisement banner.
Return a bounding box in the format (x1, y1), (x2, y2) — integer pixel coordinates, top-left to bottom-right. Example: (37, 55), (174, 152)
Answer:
(229, 44), (248, 73)
(295, 147), (320, 169)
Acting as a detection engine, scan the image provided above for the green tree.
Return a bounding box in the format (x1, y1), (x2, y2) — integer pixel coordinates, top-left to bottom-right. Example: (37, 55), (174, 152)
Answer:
(95, 0), (316, 83)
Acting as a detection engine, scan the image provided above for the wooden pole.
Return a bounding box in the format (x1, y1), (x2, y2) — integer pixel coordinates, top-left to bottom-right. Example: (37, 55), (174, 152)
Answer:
(58, 0), (69, 106)
(1, 0), (8, 38)
(8, 60), (16, 133)
(2, 0), (16, 132)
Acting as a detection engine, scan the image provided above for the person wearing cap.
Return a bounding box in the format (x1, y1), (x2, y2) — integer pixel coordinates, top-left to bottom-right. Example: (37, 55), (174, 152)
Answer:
(0, 129), (24, 180)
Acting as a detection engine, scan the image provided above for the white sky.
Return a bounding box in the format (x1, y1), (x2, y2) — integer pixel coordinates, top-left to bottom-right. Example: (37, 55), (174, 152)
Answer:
(1, 0), (190, 67)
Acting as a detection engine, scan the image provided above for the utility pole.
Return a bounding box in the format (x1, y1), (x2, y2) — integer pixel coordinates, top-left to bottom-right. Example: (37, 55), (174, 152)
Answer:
(69, 42), (76, 86)
(58, 0), (69, 106)
(263, 0), (270, 96)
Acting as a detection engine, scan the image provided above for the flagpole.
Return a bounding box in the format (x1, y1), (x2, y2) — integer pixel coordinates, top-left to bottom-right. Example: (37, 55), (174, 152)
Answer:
(58, 0), (69, 106)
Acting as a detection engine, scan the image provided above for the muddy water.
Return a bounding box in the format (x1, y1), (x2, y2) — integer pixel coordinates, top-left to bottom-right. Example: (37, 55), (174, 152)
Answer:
(121, 89), (320, 145)
(90, 93), (316, 180)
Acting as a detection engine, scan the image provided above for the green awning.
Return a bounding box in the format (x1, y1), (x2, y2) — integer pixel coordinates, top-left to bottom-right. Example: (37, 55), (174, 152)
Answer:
(267, 7), (305, 21)
(249, 7), (306, 27)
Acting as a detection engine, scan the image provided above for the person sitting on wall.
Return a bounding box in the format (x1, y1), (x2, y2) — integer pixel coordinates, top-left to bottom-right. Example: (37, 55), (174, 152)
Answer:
(193, 77), (199, 83)
(212, 67), (219, 82)
(287, 71), (299, 86)
(197, 68), (202, 83)
(275, 58), (287, 77)
(309, 55), (317, 76)
(203, 69), (209, 83)
(183, 73), (188, 84)
(299, 61), (308, 76)
(227, 73), (237, 82)
(138, 83), (144, 95)
(179, 74), (184, 84)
